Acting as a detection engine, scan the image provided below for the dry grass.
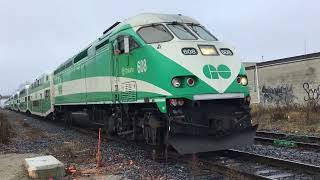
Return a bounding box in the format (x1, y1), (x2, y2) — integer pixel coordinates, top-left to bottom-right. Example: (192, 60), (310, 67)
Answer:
(252, 102), (320, 135)
(0, 112), (14, 144)
(22, 127), (47, 141)
(49, 141), (96, 164)
(22, 121), (30, 127)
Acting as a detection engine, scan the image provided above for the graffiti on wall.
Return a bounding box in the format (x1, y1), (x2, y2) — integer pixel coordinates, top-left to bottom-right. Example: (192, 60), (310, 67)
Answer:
(303, 82), (320, 102)
(261, 84), (296, 105)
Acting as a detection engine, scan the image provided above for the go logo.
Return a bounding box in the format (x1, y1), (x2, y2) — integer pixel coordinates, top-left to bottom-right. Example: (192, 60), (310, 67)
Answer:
(203, 64), (231, 79)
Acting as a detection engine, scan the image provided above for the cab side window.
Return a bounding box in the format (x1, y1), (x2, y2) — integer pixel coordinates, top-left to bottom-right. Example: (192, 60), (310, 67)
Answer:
(117, 36), (125, 54)
(117, 36), (140, 54)
(129, 37), (139, 51)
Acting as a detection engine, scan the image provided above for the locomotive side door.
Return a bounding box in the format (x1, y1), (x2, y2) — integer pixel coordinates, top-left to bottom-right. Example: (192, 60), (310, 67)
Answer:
(111, 36), (132, 103)
(111, 38), (121, 103)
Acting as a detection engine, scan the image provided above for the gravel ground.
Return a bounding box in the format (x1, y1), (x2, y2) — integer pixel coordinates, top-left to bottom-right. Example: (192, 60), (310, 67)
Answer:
(2, 109), (319, 179)
(237, 144), (320, 166)
(0, 110), (223, 180)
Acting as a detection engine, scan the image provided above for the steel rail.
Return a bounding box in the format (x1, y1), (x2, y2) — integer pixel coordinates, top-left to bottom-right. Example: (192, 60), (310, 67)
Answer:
(256, 131), (320, 144)
(200, 158), (271, 180)
(255, 130), (320, 151)
(197, 149), (320, 179)
(227, 149), (320, 176)
(254, 136), (320, 150)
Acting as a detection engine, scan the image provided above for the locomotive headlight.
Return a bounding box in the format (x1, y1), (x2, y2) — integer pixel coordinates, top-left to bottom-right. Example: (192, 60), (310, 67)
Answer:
(171, 78), (182, 88)
(238, 76), (248, 86)
(198, 45), (218, 56)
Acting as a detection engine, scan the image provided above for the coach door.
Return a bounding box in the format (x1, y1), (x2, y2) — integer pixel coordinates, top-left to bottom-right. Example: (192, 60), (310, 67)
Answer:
(40, 93), (43, 115)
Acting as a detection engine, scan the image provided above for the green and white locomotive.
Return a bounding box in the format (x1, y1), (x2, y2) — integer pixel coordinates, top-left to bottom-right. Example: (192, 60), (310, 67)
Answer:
(10, 13), (257, 154)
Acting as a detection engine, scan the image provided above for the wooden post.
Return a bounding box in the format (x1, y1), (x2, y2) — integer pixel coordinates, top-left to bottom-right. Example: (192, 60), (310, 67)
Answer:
(97, 128), (101, 167)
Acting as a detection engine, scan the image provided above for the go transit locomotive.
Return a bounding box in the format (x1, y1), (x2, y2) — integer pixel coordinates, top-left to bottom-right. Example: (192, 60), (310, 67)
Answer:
(9, 13), (257, 154)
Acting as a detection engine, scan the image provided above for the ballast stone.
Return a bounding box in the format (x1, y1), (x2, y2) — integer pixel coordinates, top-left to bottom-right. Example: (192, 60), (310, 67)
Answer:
(24, 155), (65, 179)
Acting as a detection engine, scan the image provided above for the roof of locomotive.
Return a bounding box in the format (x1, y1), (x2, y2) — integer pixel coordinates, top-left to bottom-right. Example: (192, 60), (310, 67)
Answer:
(122, 13), (200, 27)
(54, 13), (201, 75)
(95, 13), (200, 44)
(97, 13), (200, 41)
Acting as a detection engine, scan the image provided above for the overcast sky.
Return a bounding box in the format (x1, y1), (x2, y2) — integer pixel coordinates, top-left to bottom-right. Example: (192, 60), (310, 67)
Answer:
(0, 0), (319, 95)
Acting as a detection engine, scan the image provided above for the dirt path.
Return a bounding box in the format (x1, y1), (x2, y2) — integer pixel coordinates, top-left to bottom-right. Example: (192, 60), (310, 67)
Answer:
(0, 153), (38, 180)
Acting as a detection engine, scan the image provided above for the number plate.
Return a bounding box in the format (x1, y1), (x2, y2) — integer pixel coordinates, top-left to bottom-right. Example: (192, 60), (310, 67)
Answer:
(181, 48), (198, 55)
(220, 48), (233, 56)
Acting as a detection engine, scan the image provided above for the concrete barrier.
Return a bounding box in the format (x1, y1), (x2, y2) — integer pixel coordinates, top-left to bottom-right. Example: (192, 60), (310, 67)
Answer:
(24, 155), (65, 179)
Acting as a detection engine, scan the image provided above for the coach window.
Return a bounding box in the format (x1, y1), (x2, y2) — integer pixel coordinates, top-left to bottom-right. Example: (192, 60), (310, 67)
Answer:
(137, 24), (173, 44)
(45, 90), (50, 98)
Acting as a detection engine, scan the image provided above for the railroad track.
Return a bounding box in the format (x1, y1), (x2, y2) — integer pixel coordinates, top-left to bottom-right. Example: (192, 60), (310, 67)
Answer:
(198, 149), (320, 179)
(255, 131), (320, 151)
(71, 127), (320, 179)
(25, 115), (320, 179)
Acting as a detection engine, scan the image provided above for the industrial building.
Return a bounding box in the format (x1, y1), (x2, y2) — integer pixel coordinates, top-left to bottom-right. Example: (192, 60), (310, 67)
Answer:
(245, 52), (320, 105)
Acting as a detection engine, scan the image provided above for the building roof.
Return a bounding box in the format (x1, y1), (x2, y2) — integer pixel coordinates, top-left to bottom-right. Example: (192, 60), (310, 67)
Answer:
(246, 52), (320, 70)
(242, 62), (257, 68)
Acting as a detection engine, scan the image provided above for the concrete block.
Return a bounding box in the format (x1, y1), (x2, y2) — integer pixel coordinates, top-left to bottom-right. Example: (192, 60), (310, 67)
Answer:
(24, 155), (65, 179)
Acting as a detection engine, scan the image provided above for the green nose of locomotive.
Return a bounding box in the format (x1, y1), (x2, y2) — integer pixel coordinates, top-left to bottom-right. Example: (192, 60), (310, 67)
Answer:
(130, 14), (256, 154)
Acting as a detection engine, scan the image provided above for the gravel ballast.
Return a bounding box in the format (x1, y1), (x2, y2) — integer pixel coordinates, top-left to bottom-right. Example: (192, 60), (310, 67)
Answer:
(0, 110), (223, 179)
(2, 109), (320, 179)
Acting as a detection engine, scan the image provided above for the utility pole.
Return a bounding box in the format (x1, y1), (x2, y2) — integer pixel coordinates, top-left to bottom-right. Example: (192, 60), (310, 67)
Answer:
(304, 39), (307, 54)
(255, 64), (260, 104)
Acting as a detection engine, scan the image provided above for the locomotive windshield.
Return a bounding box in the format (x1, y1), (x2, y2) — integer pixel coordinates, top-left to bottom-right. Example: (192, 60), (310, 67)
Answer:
(167, 24), (197, 40)
(137, 24), (173, 44)
(187, 24), (218, 41)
